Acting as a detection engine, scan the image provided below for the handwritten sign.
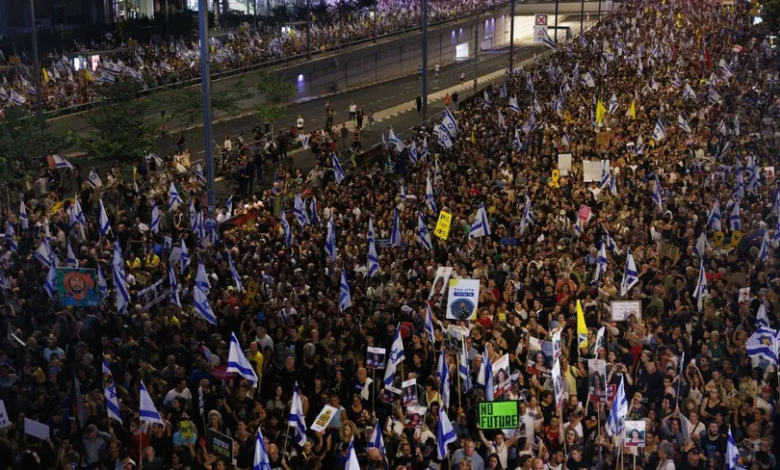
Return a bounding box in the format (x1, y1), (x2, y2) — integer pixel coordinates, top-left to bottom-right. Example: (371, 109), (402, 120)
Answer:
(434, 211), (452, 240)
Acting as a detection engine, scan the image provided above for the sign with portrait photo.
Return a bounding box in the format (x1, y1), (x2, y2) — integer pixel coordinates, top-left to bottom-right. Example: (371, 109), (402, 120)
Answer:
(625, 420), (646, 447)
(587, 359), (607, 403)
(492, 354), (512, 399)
(610, 300), (642, 322)
(366, 347), (386, 370)
(56, 268), (99, 307)
(446, 278), (480, 321)
(526, 337), (553, 376)
(402, 379), (418, 406)
(405, 405), (427, 430)
(551, 359), (564, 409)
(429, 267), (453, 306)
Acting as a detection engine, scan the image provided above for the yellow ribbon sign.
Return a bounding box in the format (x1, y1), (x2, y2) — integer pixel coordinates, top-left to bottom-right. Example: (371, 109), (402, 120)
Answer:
(549, 169), (561, 188)
(713, 232), (724, 247)
(434, 211), (452, 240)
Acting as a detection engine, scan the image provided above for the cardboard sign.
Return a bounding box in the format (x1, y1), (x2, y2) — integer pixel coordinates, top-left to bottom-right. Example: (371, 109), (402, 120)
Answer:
(311, 405), (338, 432)
(578, 205), (592, 221)
(596, 131), (615, 146)
(56, 268), (99, 307)
(583, 160), (607, 182)
(478, 401), (520, 429)
(434, 211), (452, 240)
(207, 430), (234, 463)
(658, 242), (681, 260)
(24, 418), (50, 440)
(611, 300), (642, 322)
(446, 279), (480, 321)
(558, 154), (573, 176)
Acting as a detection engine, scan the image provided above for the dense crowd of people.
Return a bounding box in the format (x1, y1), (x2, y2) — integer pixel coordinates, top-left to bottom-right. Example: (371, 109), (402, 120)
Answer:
(0, 0), (501, 113)
(1, 0), (780, 470)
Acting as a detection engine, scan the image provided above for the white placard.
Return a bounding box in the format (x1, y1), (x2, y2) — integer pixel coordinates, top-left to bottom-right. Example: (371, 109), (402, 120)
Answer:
(310, 405), (338, 432)
(583, 160), (609, 182)
(24, 418), (50, 439)
(610, 300), (642, 322)
(366, 347), (386, 369)
(446, 279), (481, 321)
(558, 153), (573, 176)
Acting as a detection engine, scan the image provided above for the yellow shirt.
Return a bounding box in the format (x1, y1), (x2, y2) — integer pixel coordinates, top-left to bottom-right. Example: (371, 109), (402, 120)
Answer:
(246, 351), (264, 378)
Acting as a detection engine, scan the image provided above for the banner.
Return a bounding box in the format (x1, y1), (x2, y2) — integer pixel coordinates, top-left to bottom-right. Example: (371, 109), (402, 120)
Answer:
(206, 430), (234, 463)
(611, 300), (642, 322)
(56, 268), (99, 307)
(311, 405), (338, 432)
(446, 278), (480, 321)
(478, 401), (520, 429)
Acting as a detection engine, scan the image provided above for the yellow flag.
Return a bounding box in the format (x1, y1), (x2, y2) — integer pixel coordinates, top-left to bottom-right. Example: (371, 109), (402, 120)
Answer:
(628, 100), (636, 119)
(85, 69), (94, 82)
(43, 68), (49, 83)
(471, 129), (476, 145)
(577, 300), (589, 349)
(595, 100), (607, 124)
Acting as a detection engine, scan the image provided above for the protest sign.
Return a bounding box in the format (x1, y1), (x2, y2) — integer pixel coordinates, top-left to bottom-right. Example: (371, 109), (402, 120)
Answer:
(446, 279), (480, 321)
(56, 268), (99, 307)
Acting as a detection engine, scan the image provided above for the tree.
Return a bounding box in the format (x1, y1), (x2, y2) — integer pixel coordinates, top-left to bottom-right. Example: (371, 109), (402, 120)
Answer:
(81, 81), (160, 170)
(0, 107), (76, 183)
(162, 80), (251, 138)
(762, 0), (780, 31)
(255, 72), (296, 134)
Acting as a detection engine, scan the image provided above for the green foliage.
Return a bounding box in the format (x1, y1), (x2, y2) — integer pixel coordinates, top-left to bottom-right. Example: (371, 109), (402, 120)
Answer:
(81, 81), (160, 168)
(255, 72), (295, 127)
(162, 79), (251, 136)
(0, 107), (76, 183)
(763, 0), (780, 31)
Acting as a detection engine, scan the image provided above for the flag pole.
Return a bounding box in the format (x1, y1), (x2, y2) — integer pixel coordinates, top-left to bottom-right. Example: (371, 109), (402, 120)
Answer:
(372, 369), (376, 414)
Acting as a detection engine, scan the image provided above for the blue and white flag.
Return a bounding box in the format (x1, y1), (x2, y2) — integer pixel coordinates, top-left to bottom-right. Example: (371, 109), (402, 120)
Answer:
(730, 200), (741, 231)
(438, 126), (455, 149)
(594, 241), (608, 284)
(573, 218), (584, 238)
(388, 127), (406, 152)
(541, 28), (557, 50)
(345, 438), (360, 470)
(289, 383), (308, 446)
(609, 93), (619, 115)
(497, 110), (507, 131)
(97, 265), (108, 301)
(424, 304), (435, 344)
(708, 199), (722, 232)
(672, 73), (682, 88)
(112, 241), (130, 314)
(408, 141), (418, 165)
(280, 216), (293, 247)
(51, 154), (73, 170)
(139, 381), (164, 425)
(168, 182), (183, 210)
(478, 349), (494, 401)
(483, 89), (492, 108)
(437, 348), (451, 408)
(188, 200), (197, 233)
(195, 163), (206, 184)
(522, 112), (537, 134)
(500, 83), (507, 99)
(228, 332), (258, 383)
(726, 429), (741, 470)
(332, 153), (346, 184)
(758, 232), (771, 262)
(382, 132), (388, 149)
(694, 258), (709, 311)
(169, 265), (181, 308)
(0, 269), (8, 291)
(581, 71), (595, 88)
(391, 209), (402, 247)
(310, 198), (320, 225)
(254, 429), (271, 470)
(87, 168), (103, 188)
(383, 325), (406, 386)
(34, 239), (55, 268)
(104, 381), (123, 424)
(718, 119), (727, 135)
(325, 217), (337, 262)
(151, 205), (161, 234)
(652, 119), (666, 141)
(193, 284), (218, 325)
(513, 128), (523, 151)
(694, 231), (708, 258)
(708, 87), (722, 104)
(620, 249), (639, 296)
(652, 177), (664, 211)
(417, 212), (432, 251)
(469, 203), (492, 239)
(420, 137), (429, 160)
(44, 265), (57, 299)
(368, 421), (386, 455)
(436, 407), (457, 460)
(756, 301), (771, 329)
(607, 376), (628, 436)
(70, 199), (87, 229)
(599, 160), (610, 190)
(180, 240), (191, 275)
(226, 251), (244, 293)
(367, 218), (379, 278)
(746, 328), (778, 365)
(9, 90), (26, 106)
(441, 107), (459, 137)
(458, 336), (473, 392)
(519, 195), (534, 235)
(508, 96), (520, 113)
(18, 201), (28, 231)
(66, 243), (78, 268)
(99, 200), (112, 237)
(196, 261), (210, 293)
(678, 114), (692, 133)
(425, 173), (437, 212)
(339, 269), (352, 311)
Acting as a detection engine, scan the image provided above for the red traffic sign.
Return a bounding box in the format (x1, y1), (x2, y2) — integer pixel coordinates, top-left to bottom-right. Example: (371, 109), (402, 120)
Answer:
(535, 14), (548, 26)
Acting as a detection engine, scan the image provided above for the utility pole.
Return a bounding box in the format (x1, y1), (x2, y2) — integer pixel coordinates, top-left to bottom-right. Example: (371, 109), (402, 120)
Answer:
(29, 0), (42, 117)
(421, 0), (428, 120)
(373, 4), (377, 43)
(306, 0), (311, 59)
(199, 0), (216, 212)
(598, 0), (602, 22)
(580, 0), (584, 35)
(473, 14), (479, 91)
(214, 0), (220, 29)
(508, 0), (515, 74)
(553, 0), (559, 43)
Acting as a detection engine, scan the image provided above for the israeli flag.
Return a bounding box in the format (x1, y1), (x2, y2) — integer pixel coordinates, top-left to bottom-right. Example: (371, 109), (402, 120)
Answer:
(9, 90), (25, 106)
(635, 135), (644, 155)
(254, 429), (271, 470)
(694, 259), (709, 311)
(139, 381), (164, 425)
(383, 325), (406, 386)
(620, 249), (639, 296)
(607, 376), (627, 436)
(388, 127), (406, 152)
(87, 168), (103, 188)
(345, 438), (360, 470)
(332, 153), (347, 184)
(500, 82), (507, 99)
(425, 173), (437, 212)
(339, 269), (352, 311)
(289, 383), (308, 446)
(420, 137), (429, 160)
(424, 304), (435, 344)
(672, 73), (682, 88)
(609, 93), (619, 115)
(5, 222), (18, 253)
(112, 241), (130, 314)
(522, 113), (537, 134)
(408, 141), (418, 165)
(594, 241), (608, 284)
(436, 348), (451, 408)
(469, 203), (492, 239)
(44, 265), (57, 299)
(300, 134), (310, 149)
(734, 114), (741, 137)
(720, 59), (734, 79)
(599, 160), (610, 190)
(652, 177), (664, 211)
(194, 163), (206, 184)
(196, 261), (210, 293)
(151, 205), (161, 234)
(694, 231), (708, 258)
(458, 337), (473, 392)
(436, 407), (457, 460)
(610, 170), (618, 196)
(683, 83), (697, 100)
(478, 349), (494, 401)
(70, 199), (87, 229)
(442, 107), (459, 137)
(18, 201), (28, 230)
(758, 232), (771, 262)
(0, 269), (8, 291)
(533, 96), (543, 115)
(483, 89), (492, 108)
(168, 265), (181, 308)
(708, 87), (722, 104)
(390, 209), (402, 247)
(652, 119), (666, 141)
(193, 285), (218, 325)
(104, 382), (123, 424)
(189, 200), (198, 233)
(438, 127), (455, 149)
(227, 332), (258, 383)
(497, 110), (507, 131)
(726, 430), (742, 470)
(417, 212), (432, 251)
(573, 218), (584, 238)
(756, 301), (771, 329)
(168, 182), (183, 210)
(367, 218), (379, 278)
(519, 195), (534, 235)
(310, 198), (320, 225)
(718, 119), (727, 134)
(677, 114), (692, 133)
(99, 200), (112, 237)
(66, 243), (78, 268)
(747, 326), (779, 365)
(541, 28), (558, 50)
(730, 200), (741, 231)
(34, 239), (55, 268)
(180, 241), (191, 275)
(325, 217), (337, 262)
(97, 265), (108, 301)
(368, 421), (386, 455)
(707, 199), (722, 232)
(280, 216), (293, 247)
(508, 95), (520, 113)
(382, 132), (388, 149)
(581, 71), (595, 88)
(513, 128), (523, 151)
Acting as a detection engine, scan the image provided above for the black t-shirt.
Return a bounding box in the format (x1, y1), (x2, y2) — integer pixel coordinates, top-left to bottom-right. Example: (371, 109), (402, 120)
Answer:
(678, 456), (707, 470)
(701, 434), (727, 462)
(231, 395), (254, 423)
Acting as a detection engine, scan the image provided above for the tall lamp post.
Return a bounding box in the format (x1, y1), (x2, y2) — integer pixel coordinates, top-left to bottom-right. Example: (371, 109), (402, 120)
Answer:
(508, 0), (515, 73)
(553, 0), (559, 42)
(306, 0), (311, 59)
(421, 0), (428, 120)
(199, 0), (216, 212)
(29, 0), (42, 117)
